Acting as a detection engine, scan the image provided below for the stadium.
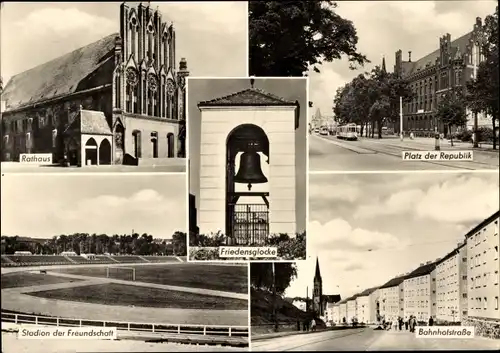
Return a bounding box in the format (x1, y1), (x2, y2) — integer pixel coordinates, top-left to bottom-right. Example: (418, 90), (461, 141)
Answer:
(1, 251), (249, 350)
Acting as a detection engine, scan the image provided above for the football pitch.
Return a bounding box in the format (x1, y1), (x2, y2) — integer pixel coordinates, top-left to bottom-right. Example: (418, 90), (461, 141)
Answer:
(52, 263), (248, 294)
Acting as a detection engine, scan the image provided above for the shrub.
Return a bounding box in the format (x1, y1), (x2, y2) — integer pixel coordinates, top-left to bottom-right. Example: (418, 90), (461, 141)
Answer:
(477, 126), (494, 142)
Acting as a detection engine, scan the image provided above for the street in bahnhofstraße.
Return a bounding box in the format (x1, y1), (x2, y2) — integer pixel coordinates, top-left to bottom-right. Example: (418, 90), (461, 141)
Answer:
(309, 134), (499, 171)
(251, 326), (500, 351)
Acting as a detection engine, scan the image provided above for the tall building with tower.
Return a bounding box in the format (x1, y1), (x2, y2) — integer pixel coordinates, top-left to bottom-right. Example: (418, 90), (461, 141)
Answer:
(394, 17), (490, 135)
(312, 257), (323, 317)
(1, 2), (188, 166)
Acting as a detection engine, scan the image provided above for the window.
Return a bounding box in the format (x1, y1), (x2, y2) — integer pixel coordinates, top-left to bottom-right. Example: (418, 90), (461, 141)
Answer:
(484, 297), (487, 310)
(52, 129), (57, 148)
(462, 293), (467, 299)
(495, 246), (499, 260)
(495, 297), (499, 310)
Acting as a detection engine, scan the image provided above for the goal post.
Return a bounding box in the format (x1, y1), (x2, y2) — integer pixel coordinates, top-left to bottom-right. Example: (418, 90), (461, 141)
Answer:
(106, 266), (136, 281)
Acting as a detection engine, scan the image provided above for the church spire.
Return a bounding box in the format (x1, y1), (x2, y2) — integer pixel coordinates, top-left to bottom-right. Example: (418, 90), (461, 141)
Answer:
(381, 55), (387, 74)
(314, 256), (321, 280)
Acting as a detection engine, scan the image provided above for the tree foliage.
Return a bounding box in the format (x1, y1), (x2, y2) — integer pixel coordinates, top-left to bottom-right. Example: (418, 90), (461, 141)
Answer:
(465, 6), (499, 149)
(250, 262), (298, 296)
(333, 66), (413, 138)
(436, 89), (467, 145)
(249, 1), (369, 76)
(1, 232), (187, 256)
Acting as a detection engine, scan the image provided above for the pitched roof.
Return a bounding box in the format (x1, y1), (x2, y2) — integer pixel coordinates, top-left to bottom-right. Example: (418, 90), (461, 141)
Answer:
(314, 257), (321, 280)
(464, 211), (500, 239)
(198, 87), (297, 107)
(2, 33), (118, 112)
(405, 31), (473, 76)
(80, 110), (112, 135)
(435, 242), (466, 266)
(380, 275), (407, 289)
(322, 294), (341, 303)
(357, 286), (379, 297)
(405, 261), (436, 280)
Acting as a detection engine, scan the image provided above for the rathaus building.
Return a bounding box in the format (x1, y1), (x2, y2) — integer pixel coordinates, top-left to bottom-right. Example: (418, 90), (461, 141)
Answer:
(1, 3), (188, 166)
(394, 17), (490, 136)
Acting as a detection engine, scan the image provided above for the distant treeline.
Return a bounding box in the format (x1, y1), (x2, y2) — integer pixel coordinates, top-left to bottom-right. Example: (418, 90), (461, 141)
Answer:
(1, 232), (187, 256)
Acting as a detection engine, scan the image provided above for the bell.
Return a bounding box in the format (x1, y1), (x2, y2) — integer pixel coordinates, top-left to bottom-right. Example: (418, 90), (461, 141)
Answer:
(234, 151), (268, 185)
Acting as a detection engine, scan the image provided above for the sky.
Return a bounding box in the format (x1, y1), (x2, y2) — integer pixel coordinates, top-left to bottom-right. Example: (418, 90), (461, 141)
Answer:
(1, 174), (186, 239)
(309, 0), (498, 117)
(0, 1), (247, 84)
(286, 171), (499, 300)
(188, 78), (308, 233)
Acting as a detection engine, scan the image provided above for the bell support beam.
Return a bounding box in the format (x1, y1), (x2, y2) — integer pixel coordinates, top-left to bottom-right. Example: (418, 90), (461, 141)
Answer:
(228, 191), (269, 207)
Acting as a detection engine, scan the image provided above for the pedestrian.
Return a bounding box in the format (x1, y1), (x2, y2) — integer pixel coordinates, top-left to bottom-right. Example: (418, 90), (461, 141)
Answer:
(311, 318), (316, 332)
(405, 317), (409, 331)
(429, 316), (434, 326)
(399, 317), (403, 331)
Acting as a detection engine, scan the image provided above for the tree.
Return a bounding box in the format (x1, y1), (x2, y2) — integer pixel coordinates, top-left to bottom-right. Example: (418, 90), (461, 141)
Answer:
(250, 262), (298, 295)
(436, 90), (467, 146)
(249, 1), (369, 76)
(172, 231), (187, 256)
(465, 6), (499, 149)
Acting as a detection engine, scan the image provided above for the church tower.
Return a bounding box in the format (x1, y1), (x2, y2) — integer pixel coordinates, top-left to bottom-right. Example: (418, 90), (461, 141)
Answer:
(313, 257), (323, 316)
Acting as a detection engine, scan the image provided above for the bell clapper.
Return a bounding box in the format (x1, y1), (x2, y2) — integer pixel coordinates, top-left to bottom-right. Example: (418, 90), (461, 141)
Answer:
(247, 183), (252, 191)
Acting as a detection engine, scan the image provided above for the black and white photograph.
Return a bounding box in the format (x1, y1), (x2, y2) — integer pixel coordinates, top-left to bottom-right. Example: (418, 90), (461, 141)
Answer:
(0, 1), (247, 173)
(251, 172), (499, 351)
(188, 78), (307, 261)
(0, 174), (249, 352)
(249, 1), (499, 171)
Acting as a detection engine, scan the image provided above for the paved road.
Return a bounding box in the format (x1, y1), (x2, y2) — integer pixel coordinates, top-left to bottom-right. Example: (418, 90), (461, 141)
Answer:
(309, 134), (499, 171)
(252, 328), (499, 351)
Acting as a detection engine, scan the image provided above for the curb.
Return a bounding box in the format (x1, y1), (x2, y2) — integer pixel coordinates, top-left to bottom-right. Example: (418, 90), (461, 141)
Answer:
(252, 326), (366, 342)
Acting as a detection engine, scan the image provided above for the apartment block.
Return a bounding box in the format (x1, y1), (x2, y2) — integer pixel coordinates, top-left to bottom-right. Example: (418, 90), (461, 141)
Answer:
(379, 275), (406, 322)
(403, 261), (438, 322)
(463, 211), (500, 335)
(435, 241), (468, 323)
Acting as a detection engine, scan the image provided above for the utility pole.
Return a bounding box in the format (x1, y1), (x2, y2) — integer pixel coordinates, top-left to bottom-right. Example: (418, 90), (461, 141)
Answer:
(399, 96), (403, 141)
(272, 262), (277, 332)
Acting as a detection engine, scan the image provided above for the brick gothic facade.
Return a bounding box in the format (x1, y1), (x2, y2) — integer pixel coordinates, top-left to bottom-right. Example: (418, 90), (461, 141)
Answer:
(394, 17), (487, 136)
(1, 3), (188, 166)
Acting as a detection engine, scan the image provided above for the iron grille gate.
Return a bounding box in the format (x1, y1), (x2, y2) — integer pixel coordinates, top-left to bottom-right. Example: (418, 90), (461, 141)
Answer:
(231, 203), (269, 245)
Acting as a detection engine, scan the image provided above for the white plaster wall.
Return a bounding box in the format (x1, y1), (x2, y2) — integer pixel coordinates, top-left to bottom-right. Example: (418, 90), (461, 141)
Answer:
(198, 106), (297, 236)
(356, 296), (370, 324)
(81, 134), (113, 167)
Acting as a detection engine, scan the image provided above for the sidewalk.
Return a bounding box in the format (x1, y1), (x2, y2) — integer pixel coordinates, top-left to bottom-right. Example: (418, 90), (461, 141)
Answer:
(252, 326), (359, 341)
(360, 136), (498, 152)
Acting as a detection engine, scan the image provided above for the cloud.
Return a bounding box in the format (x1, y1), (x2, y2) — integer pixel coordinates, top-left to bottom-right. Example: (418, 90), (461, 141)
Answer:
(308, 179), (362, 203)
(14, 8), (115, 38)
(353, 175), (499, 224)
(309, 219), (403, 252)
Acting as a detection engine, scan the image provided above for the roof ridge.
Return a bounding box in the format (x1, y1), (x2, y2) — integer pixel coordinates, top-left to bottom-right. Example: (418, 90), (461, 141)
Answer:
(6, 32), (118, 85)
(198, 86), (297, 107)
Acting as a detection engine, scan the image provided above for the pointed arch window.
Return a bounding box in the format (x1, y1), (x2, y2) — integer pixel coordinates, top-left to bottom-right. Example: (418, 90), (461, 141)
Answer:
(147, 74), (158, 116)
(126, 68), (139, 114)
(166, 79), (175, 119)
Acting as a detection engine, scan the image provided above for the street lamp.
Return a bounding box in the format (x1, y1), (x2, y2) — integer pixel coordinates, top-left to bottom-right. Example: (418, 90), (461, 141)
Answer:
(272, 262), (277, 332)
(399, 96), (404, 141)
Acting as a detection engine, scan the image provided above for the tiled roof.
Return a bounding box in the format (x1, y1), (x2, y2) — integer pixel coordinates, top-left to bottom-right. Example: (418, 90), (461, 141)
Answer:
(198, 88), (297, 107)
(80, 110), (112, 135)
(405, 262), (436, 280)
(2, 33), (118, 111)
(405, 31), (473, 76)
(379, 275), (407, 289)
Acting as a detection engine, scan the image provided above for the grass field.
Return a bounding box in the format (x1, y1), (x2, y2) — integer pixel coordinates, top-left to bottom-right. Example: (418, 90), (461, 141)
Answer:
(0, 272), (82, 289)
(28, 283), (248, 310)
(54, 264), (248, 294)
